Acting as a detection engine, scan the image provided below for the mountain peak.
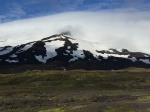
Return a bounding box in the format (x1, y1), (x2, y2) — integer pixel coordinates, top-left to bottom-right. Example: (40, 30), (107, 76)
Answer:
(41, 32), (74, 42)
(60, 31), (71, 36)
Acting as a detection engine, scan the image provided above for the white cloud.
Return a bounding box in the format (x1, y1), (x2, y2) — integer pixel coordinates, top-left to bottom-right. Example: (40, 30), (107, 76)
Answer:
(0, 11), (150, 54)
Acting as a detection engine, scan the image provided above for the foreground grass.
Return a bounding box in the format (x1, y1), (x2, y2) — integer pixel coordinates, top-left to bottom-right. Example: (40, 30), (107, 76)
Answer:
(0, 69), (150, 112)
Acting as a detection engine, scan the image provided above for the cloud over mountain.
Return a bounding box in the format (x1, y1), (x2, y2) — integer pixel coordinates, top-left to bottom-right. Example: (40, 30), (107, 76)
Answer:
(0, 11), (150, 53)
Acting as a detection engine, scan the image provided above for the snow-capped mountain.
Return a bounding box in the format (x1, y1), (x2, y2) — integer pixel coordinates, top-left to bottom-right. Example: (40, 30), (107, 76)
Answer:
(0, 33), (150, 69)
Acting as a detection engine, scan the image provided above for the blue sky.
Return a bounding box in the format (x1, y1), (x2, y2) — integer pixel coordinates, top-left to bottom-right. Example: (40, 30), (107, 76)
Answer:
(0, 0), (150, 23)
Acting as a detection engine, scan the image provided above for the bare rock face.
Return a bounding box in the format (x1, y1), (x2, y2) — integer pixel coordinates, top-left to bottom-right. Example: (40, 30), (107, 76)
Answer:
(0, 33), (150, 70)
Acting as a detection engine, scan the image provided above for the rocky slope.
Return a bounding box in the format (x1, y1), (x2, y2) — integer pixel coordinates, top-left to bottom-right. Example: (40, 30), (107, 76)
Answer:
(0, 33), (150, 69)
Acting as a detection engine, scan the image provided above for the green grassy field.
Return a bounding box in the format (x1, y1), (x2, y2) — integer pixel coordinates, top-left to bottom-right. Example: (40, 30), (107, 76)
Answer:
(0, 68), (150, 112)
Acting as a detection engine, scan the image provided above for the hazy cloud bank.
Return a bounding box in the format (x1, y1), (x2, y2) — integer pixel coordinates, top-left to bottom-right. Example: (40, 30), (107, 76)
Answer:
(0, 11), (150, 53)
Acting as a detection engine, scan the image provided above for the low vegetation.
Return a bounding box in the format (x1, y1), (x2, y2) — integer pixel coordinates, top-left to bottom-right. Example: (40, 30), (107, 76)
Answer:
(0, 68), (150, 112)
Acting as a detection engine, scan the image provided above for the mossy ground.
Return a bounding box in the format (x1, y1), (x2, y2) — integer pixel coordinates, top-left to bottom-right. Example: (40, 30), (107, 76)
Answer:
(0, 68), (150, 112)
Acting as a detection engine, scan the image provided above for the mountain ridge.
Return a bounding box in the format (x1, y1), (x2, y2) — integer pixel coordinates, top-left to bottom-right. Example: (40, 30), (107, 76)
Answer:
(0, 33), (150, 70)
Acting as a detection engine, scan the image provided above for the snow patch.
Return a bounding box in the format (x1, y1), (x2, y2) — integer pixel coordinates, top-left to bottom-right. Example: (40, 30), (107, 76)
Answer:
(0, 47), (13, 55)
(71, 50), (85, 59)
(6, 59), (19, 63)
(10, 54), (17, 58)
(67, 46), (71, 49)
(69, 50), (85, 62)
(69, 38), (130, 60)
(107, 54), (129, 58)
(139, 59), (150, 64)
(35, 40), (65, 63)
(69, 57), (78, 62)
(66, 50), (70, 53)
(144, 55), (150, 57)
(35, 55), (46, 63)
(17, 43), (33, 53)
(63, 53), (68, 55)
(129, 57), (137, 62)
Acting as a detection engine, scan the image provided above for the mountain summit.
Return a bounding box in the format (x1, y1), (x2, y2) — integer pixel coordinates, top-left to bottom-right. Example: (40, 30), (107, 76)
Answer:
(0, 33), (150, 70)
